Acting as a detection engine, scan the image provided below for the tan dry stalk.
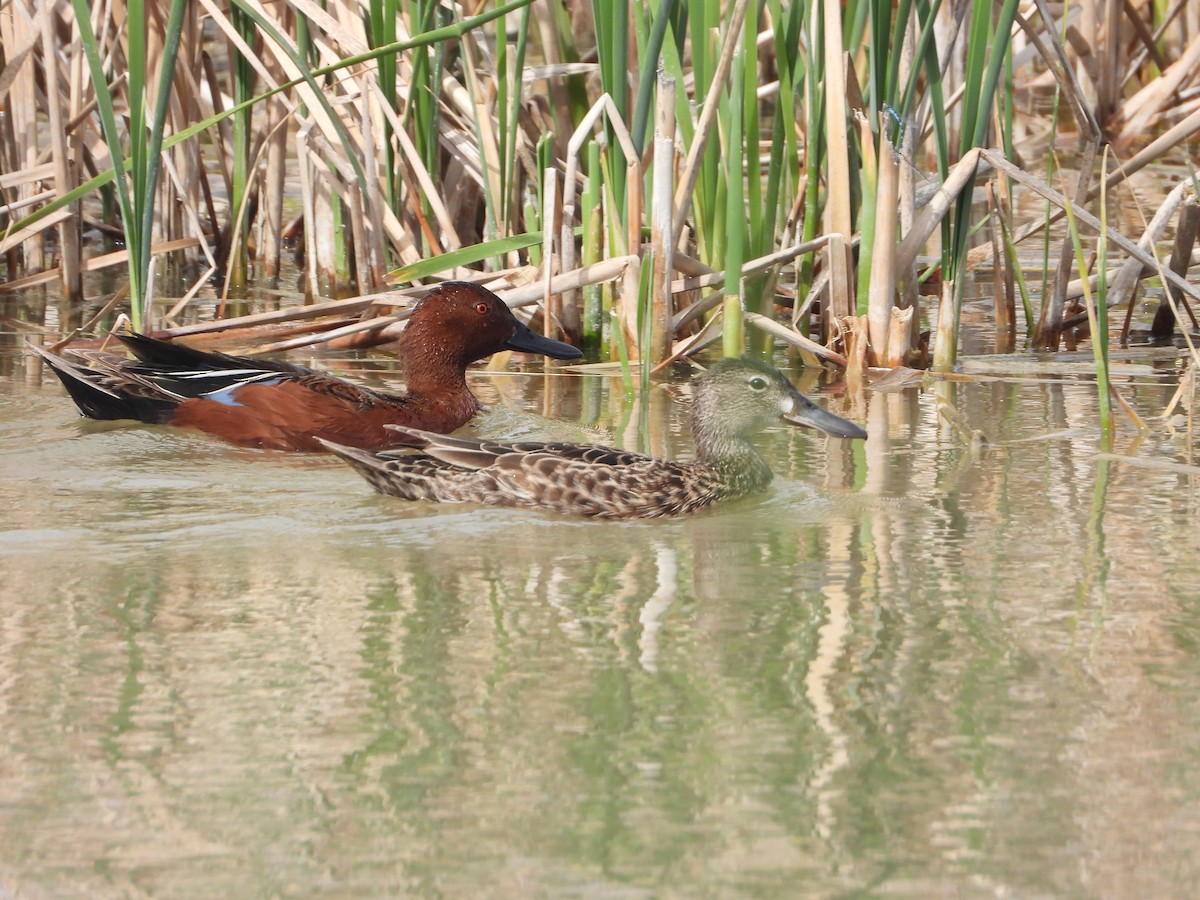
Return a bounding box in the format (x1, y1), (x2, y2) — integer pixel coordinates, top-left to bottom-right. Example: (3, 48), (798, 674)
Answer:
(542, 167), (559, 337)
(347, 180), (372, 294)
(1037, 138), (1100, 350)
(843, 314), (869, 385)
(0, 208), (72, 257)
(894, 147), (985, 273)
(556, 93), (641, 347)
(530, 1), (571, 162)
(3, 1), (43, 272)
(620, 160), (643, 353)
(162, 293), (390, 339)
(309, 151), (342, 296)
(296, 124), (320, 297)
(991, 102), (1200, 265)
(235, 0), (363, 167)
(0, 162), (55, 192)
(885, 307), (915, 368)
(286, 0), (369, 55)
(1147, 195), (1200, 340)
(0, 188), (55, 217)
(460, 30), (506, 240)
(868, 127), (898, 365)
(261, 103), (289, 280)
(560, 93), (623, 304)
(366, 80), (461, 251)
(354, 86), (384, 290)
(160, 153), (218, 273)
(649, 71), (676, 363)
(987, 182), (1015, 353)
(40, 0), (81, 299)
(1117, 30), (1200, 142)
(745, 312), (848, 367)
(1096, 0), (1121, 119)
(896, 12), (920, 324)
(821, 0), (853, 324)
(0, 17), (39, 107)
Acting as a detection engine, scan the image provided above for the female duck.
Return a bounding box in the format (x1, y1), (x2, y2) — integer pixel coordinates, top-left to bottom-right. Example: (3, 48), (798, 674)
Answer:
(320, 356), (867, 519)
(35, 281), (581, 451)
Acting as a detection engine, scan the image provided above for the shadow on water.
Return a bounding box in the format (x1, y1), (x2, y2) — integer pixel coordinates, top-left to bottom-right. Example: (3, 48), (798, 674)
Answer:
(4, 323), (1200, 895)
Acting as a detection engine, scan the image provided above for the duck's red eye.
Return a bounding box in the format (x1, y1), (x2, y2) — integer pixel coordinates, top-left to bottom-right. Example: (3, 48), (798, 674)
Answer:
(474, 302), (490, 315)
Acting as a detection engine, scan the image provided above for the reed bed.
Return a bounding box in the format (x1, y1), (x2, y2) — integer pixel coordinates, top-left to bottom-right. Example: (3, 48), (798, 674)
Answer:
(3, 0), (1200, 385)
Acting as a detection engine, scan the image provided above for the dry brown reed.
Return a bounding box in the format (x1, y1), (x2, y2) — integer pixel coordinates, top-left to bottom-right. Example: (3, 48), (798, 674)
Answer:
(2, 0), (1199, 372)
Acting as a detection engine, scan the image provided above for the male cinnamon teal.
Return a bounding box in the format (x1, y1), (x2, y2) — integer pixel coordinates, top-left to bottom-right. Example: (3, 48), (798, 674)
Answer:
(34, 281), (581, 451)
(319, 356), (867, 519)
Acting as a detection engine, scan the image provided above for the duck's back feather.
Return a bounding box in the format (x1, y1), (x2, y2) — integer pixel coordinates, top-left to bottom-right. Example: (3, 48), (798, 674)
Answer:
(325, 430), (731, 519)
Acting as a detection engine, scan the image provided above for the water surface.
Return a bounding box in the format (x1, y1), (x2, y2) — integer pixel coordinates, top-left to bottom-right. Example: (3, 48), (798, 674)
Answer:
(3, 335), (1200, 898)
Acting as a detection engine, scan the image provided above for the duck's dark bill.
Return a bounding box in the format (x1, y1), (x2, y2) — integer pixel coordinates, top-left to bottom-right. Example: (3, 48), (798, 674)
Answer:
(506, 320), (583, 359)
(784, 395), (868, 439)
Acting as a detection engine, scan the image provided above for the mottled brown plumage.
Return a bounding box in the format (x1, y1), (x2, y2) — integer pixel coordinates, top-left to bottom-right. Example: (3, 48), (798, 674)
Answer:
(33, 281), (581, 451)
(321, 357), (867, 519)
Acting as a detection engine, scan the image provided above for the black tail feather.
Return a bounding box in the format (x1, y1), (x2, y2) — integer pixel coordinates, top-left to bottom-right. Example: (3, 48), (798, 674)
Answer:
(33, 347), (177, 424)
(115, 331), (239, 369)
(115, 331), (310, 376)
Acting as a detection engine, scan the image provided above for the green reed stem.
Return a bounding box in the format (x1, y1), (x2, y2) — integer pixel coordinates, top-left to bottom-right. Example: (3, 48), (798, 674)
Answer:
(593, 0), (628, 211)
(582, 141), (604, 353)
(1094, 151), (1113, 431)
(407, 0), (441, 239)
(933, 0), (1019, 369)
(611, 309), (635, 396)
(497, 3), (531, 226)
(68, 0), (186, 330)
(228, 2), (255, 293)
(631, 0), (676, 153)
(636, 252), (654, 395)
(1060, 165), (1112, 432)
(367, 0), (400, 209)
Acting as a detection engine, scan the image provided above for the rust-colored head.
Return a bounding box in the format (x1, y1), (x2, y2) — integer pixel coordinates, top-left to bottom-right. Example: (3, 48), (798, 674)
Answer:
(398, 282), (580, 368)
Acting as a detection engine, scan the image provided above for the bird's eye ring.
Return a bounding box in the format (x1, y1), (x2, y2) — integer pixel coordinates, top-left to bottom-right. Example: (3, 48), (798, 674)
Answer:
(474, 302), (490, 315)
(749, 376), (768, 390)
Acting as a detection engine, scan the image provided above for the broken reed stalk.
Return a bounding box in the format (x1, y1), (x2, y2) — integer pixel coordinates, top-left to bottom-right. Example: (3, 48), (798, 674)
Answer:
(1148, 197), (1200, 342)
(982, 150), (1200, 310)
(866, 122), (899, 365)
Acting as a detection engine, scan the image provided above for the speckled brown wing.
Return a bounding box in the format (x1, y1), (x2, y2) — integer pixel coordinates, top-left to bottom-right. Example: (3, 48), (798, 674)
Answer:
(482, 450), (729, 518)
(330, 430), (733, 519)
(405, 433), (655, 470)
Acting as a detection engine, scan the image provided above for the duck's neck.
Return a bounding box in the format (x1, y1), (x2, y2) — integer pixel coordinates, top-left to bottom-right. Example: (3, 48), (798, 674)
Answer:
(693, 426), (774, 495)
(399, 328), (473, 400)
